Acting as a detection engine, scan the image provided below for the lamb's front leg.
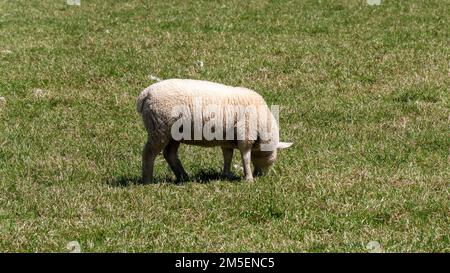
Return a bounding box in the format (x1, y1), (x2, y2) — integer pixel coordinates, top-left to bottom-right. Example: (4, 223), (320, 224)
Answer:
(238, 143), (253, 182)
(221, 147), (234, 179)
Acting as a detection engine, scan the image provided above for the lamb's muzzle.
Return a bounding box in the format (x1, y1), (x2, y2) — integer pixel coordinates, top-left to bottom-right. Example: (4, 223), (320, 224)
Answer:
(137, 79), (292, 183)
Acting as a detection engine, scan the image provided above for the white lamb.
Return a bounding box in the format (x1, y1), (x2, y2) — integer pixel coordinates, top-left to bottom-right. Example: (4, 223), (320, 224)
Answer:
(137, 79), (292, 183)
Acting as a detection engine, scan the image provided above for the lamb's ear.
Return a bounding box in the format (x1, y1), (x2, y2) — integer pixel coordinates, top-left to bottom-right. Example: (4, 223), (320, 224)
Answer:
(277, 142), (293, 149)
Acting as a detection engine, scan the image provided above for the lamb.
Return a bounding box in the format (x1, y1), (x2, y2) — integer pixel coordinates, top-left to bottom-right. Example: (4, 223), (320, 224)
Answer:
(137, 79), (292, 184)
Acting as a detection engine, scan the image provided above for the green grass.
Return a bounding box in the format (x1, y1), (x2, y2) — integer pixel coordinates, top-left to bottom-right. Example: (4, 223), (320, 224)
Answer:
(0, 0), (449, 252)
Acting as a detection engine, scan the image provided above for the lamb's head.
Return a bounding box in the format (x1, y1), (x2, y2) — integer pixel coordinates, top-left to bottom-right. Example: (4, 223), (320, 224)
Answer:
(251, 142), (292, 176)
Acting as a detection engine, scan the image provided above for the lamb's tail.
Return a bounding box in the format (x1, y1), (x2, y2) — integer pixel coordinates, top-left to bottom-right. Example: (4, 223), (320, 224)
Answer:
(136, 87), (152, 114)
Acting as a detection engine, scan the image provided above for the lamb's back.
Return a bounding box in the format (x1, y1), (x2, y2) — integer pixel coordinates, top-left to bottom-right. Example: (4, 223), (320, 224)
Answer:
(143, 79), (266, 109)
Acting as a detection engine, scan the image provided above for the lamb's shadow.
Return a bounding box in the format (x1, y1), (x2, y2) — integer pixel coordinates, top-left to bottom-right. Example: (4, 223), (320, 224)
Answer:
(109, 169), (240, 187)
(189, 169), (240, 184)
(108, 176), (142, 187)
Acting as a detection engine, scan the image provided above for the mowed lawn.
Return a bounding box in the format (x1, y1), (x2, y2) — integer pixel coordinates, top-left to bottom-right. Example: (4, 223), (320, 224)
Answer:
(0, 0), (448, 252)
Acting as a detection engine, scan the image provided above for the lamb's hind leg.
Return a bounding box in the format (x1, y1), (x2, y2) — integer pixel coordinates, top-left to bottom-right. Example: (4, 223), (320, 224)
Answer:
(221, 147), (234, 179)
(141, 141), (163, 184)
(163, 140), (188, 182)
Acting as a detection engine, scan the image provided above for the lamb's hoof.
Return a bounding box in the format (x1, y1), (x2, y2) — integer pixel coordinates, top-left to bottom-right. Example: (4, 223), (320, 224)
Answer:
(222, 172), (236, 180)
(175, 175), (189, 184)
(244, 177), (254, 182)
(140, 178), (151, 185)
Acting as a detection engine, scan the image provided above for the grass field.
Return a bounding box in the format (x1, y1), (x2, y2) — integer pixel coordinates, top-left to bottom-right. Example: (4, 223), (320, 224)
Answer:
(0, 0), (449, 252)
